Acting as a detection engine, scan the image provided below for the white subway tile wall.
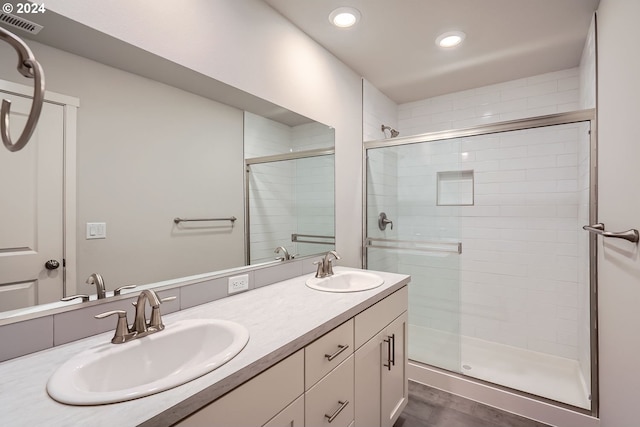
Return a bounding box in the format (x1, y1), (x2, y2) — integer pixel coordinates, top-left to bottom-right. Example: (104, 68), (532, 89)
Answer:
(295, 155), (335, 257)
(363, 79), (399, 142)
(366, 148), (400, 273)
(248, 161), (297, 263)
(245, 112), (296, 263)
(398, 68), (580, 137)
(391, 124), (587, 361)
(291, 121), (336, 152)
(579, 17), (597, 110)
(244, 112), (293, 159)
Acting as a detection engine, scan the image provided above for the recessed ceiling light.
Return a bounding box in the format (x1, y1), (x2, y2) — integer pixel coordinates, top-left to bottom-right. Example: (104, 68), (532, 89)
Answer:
(329, 7), (361, 28)
(436, 31), (466, 48)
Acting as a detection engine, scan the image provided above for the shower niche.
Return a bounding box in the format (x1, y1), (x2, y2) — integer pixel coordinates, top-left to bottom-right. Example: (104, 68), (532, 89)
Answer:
(436, 170), (474, 206)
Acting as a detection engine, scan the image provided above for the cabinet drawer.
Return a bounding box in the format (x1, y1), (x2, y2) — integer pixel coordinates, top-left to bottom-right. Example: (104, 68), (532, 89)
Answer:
(305, 355), (354, 427)
(305, 318), (354, 389)
(176, 350), (303, 427)
(263, 394), (304, 427)
(354, 286), (408, 349)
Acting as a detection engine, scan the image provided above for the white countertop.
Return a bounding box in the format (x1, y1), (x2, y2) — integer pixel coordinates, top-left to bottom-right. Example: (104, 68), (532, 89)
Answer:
(0, 267), (409, 427)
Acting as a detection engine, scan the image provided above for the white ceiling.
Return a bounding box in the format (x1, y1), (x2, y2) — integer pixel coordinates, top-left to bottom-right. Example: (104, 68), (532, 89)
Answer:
(262, 0), (600, 104)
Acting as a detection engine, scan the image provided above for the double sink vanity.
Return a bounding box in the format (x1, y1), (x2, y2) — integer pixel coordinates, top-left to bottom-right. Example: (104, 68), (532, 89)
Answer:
(0, 260), (410, 427)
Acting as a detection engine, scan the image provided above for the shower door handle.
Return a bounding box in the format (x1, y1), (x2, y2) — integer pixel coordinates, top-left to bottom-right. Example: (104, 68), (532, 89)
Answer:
(583, 223), (639, 243)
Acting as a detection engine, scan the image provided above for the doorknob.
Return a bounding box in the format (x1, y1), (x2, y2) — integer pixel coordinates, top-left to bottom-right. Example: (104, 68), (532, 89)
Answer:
(45, 259), (60, 270)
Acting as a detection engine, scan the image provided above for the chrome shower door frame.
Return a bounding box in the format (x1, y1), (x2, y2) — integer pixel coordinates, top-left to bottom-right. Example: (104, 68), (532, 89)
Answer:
(362, 109), (599, 416)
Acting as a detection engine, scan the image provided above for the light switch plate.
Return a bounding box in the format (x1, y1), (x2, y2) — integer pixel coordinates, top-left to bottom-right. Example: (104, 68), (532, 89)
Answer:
(86, 222), (107, 239)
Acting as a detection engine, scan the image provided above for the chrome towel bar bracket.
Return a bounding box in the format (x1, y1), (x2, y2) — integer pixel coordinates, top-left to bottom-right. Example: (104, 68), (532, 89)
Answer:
(583, 223), (639, 243)
(0, 27), (45, 152)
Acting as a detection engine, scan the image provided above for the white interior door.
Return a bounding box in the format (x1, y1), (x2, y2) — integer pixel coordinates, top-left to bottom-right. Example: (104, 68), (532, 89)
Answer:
(0, 88), (64, 311)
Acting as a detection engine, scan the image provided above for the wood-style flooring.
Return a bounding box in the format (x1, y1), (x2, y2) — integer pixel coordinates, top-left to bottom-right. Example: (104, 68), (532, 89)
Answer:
(394, 381), (551, 427)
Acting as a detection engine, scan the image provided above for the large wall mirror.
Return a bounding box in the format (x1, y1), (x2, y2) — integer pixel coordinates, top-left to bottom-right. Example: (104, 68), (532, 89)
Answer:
(0, 9), (335, 319)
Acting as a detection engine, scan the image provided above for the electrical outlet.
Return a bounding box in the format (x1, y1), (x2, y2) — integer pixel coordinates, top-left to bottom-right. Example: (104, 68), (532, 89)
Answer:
(228, 274), (249, 294)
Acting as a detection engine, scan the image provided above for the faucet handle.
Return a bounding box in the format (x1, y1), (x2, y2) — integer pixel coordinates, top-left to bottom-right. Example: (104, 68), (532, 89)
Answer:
(61, 294), (90, 303)
(313, 260), (326, 278)
(95, 310), (127, 319)
(323, 250), (340, 276)
(148, 295), (176, 330)
(95, 310), (131, 344)
(113, 284), (136, 296)
(326, 258), (337, 276)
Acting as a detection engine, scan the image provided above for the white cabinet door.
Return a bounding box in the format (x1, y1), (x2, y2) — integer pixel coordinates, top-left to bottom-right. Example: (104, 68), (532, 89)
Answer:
(354, 329), (382, 427)
(354, 311), (408, 427)
(380, 312), (408, 427)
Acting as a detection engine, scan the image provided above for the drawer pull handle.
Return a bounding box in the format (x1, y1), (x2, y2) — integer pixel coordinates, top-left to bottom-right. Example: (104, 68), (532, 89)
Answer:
(324, 344), (349, 361)
(324, 400), (349, 423)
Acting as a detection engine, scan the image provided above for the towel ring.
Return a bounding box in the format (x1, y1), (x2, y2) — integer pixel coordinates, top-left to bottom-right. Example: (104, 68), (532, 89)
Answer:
(0, 27), (46, 152)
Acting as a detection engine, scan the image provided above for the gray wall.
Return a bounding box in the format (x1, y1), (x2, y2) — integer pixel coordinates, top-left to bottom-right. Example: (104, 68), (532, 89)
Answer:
(0, 40), (245, 291)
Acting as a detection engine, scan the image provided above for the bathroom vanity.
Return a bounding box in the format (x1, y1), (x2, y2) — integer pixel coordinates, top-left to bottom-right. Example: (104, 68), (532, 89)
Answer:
(177, 284), (408, 427)
(0, 267), (409, 427)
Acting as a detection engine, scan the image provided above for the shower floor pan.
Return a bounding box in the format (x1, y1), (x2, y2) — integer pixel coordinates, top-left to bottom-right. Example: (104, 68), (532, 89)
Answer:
(409, 325), (590, 409)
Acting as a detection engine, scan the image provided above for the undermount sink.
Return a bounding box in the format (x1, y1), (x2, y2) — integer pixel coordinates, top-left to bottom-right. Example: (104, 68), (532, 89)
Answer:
(306, 269), (384, 292)
(46, 318), (249, 405)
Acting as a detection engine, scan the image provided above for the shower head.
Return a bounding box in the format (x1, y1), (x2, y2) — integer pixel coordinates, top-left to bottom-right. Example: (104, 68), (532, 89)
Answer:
(381, 124), (399, 138)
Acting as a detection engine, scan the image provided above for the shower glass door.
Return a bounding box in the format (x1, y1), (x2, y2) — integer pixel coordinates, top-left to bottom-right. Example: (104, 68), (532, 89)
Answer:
(365, 117), (594, 411)
(366, 139), (464, 373)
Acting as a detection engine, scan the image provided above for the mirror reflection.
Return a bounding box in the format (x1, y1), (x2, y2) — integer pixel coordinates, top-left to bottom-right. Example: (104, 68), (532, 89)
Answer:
(0, 10), (334, 316)
(244, 111), (335, 264)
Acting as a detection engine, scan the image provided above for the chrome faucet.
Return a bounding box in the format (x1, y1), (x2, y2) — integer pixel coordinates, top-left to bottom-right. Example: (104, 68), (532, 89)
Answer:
(314, 250), (341, 278)
(86, 273), (106, 299)
(133, 289), (165, 334)
(94, 289), (175, 344)
(274, 246), (292, 261)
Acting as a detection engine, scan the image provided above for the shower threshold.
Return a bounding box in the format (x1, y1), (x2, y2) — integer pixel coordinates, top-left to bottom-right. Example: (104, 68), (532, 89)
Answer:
(409, 325), (590, 410)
